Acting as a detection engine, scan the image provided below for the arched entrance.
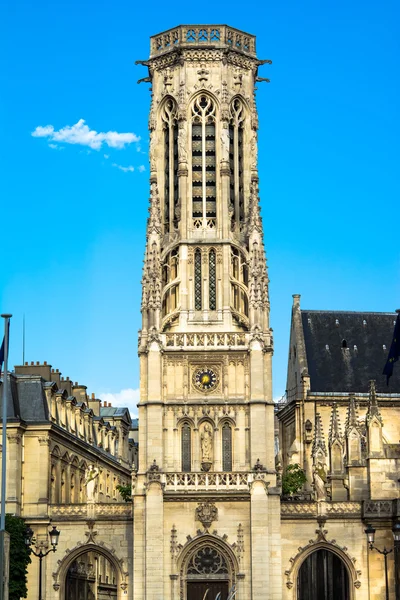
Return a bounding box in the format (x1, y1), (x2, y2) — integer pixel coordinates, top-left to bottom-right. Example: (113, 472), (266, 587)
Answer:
(179, 536), (238, 600)
(65, 551), (117, 600)
(297, 549), (350, 600)
(186, 546), (229, 600)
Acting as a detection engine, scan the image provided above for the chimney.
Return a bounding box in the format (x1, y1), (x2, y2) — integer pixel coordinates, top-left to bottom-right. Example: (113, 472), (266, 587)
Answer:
(15, 362), (52, 381)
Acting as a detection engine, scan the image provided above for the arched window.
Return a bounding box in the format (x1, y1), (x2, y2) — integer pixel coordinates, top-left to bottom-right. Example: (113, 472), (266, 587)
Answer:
(222, 423), (232, 472)
(191, 95), (216, 229)
(195, 249), (202, 310)
(181, 423), (192, 472)
(229, 98), (245, 231)
(209, 249), (216, 310)
(161, 98), (178, 233)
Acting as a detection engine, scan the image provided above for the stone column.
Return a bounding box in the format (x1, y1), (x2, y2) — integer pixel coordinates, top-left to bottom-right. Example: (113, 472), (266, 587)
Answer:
(250, 480), (269, 599)
(145, 482), (164, 600)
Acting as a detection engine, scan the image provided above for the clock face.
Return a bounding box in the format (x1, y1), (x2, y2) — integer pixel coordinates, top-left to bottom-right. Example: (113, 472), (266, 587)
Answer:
(193, 367), (219, 393)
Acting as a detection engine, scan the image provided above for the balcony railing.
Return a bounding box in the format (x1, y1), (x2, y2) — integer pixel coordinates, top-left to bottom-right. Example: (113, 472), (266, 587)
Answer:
(162, 471), (265, 492)
(150, 26), (256, 58)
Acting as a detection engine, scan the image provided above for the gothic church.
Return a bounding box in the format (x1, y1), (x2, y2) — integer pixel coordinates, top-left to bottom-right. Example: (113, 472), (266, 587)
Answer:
(0, 24), (399, 600)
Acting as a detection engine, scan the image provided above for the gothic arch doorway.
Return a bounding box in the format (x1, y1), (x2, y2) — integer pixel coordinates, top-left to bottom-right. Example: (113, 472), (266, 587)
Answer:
(53, 543), (127, 600)
(179, 537), (238, 600)
(297, 549), (350, 600)
(65, 551), (117, 600)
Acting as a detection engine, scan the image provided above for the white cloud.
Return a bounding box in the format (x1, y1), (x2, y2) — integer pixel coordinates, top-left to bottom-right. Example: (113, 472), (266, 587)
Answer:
(138, 165), (146, 172)
(32, 119), (140, 150)
(112, 162), (134, 173)
(99, 388), (140, 418)
(104, 154), (109, 159)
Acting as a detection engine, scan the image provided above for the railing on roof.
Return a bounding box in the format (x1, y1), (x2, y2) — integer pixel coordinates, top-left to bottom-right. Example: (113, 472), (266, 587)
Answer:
(150, 25), (256, 58)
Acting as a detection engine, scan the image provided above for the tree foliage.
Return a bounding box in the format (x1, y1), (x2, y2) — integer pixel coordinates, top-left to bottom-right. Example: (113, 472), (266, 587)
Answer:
(5, 514), (31, 600)
(282, 463), (307, 496)
(116, 484), (132, 502)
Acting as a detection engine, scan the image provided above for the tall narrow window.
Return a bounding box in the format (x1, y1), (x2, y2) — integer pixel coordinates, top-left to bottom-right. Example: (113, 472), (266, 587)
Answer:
(162, 99), (178, 233)
(191, 95), (216, 229)
(222, 423), (232, 472)
(195, 249), (202, 310)
(181, 423), (191, 472)
(229, 99), (245, 231)
(209, 249), (216, 310)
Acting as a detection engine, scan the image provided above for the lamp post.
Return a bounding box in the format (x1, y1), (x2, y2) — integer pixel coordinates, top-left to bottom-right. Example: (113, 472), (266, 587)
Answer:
(365, 523), (400, 600)
(393, 522), (400, 600)
(25, 525), (60, 600)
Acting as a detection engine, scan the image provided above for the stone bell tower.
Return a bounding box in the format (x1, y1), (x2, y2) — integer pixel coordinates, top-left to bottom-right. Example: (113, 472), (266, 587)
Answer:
(134, 25), (281, 600)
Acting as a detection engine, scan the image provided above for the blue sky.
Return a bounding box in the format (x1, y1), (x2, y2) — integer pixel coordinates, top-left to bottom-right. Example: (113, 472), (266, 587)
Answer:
(1, 0), (399, 415)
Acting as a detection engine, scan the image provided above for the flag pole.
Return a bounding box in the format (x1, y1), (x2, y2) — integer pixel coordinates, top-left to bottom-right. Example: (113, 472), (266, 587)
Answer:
(0, 314), (12, 600)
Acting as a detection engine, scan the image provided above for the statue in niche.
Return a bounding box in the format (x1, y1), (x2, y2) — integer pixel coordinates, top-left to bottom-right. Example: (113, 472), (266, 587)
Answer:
(220, 123), (230, 162)
(201, 424), (213, 464)
(313, 459), (327, 501)
(149, 130), (157, 171)
(84, 465), (99, 502)
(250, 130), (258, 170)
(178, 122), (188, 162)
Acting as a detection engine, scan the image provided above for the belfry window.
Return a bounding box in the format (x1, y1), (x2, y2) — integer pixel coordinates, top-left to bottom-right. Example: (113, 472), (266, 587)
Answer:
(209, 249), (216, 310)
(195, 248), (202, 310)
(162, 98), (178, 233)
(222, 423), (232, 472)
(162, 248), (180, 319)
(181, 423), (191, 472)
(230, 246), (249, 317)
(229, 98), (245, 231)
(191, 95), (216, 229)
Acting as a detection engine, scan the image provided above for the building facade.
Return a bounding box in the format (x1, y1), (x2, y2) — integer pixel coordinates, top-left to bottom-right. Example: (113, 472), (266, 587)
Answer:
(0, 362), (135, 600)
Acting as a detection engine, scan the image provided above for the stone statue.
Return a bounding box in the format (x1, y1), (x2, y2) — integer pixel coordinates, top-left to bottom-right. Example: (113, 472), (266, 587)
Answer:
(84, 465), (99, 502)
(178, 122), (188, 162)
(149, 130), (157, 172)
(313, 460), (327, 501)
(250, 130), (258, 170)
(220, 123), (230, 162)
(201, 424), (213, 463)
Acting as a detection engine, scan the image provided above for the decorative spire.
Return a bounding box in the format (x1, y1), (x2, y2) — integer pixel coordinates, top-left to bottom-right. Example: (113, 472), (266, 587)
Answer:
(329, 403), (343, 444)
(366, 380), (383, 426)
(312, 412), (327, 458)
(345, 394), (359, 433)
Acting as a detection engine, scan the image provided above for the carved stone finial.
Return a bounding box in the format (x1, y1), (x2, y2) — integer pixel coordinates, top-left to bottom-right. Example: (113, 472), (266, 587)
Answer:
(366, 380), (383, 425)
(312, 413), (327, 458)
(346, 394), (359, 433)
(329, 403), (343, 444)
(253, 458), (265, 471)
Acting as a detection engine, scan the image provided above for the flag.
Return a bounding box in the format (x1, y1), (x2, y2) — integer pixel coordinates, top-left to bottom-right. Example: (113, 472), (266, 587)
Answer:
(383, 312), (400, 384)
(0, 320), (10, 374)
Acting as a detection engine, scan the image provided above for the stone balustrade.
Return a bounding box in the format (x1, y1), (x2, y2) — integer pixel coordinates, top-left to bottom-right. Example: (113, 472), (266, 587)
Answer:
(150, 25), (256, 58)
(363, 499), (395, 519)
(165, 331), (246, 349)
(163, 471), (258, 492)
(50, 503), (132, 519)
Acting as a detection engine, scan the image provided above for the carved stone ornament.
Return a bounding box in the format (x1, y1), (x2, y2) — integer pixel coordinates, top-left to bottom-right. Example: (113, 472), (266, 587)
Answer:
(195, 502), (218, 529)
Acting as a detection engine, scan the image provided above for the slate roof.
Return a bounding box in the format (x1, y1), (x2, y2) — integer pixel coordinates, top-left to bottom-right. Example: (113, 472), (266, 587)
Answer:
(301, 310), (400, 393)
(0, 375), (48, 422)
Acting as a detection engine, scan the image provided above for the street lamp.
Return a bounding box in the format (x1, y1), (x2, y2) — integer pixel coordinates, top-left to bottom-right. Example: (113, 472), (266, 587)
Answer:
(25, 525), (60, 600)
(393, 522), (400, 600)
(365, 523), (400, 600)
